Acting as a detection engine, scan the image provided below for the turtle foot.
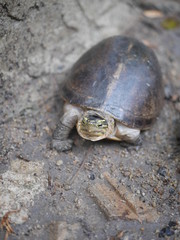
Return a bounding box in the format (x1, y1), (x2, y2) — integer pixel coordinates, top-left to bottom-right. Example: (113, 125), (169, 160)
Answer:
(132, 136), (142, 146)
(120, 136), (142, 148)
(52, 139), (73, 152)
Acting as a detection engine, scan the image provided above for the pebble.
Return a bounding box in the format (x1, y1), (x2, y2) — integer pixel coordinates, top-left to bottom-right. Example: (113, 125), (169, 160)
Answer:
(159, 225), (175, 238)
(64, 184), (71, 191)
(157, 166), (166, 177)
(164, 226), (174, 236)
(136, 189), (140, 194)
(141, 190), (146, 197)
(169, 187), (175, 194)
(99, 174), (104, 179)
(168, 220), (177, 227)
(89, 173), (95, 180)
(56, 160), (63, 166)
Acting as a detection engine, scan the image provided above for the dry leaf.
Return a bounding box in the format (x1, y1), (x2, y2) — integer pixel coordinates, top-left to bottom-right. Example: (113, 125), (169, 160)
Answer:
(143, 10), (164, 18)
(0, 210), (19, 240)
(161, 17), (180, 30)
(89, 182), (140, 221)
(142, 39), (157, 49)
(89, 172), (159, 222)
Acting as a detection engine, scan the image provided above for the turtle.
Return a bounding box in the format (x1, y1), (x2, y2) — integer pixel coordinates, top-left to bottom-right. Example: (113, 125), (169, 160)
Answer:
(52, 35), (164, 152)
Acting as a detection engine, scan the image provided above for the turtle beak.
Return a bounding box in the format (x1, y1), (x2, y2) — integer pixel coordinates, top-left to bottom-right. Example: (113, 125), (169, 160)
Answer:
(77, 111), (114, 141)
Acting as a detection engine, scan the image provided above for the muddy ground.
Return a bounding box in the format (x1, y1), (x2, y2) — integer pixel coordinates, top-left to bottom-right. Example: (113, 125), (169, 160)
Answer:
(0, 0), (180, 239)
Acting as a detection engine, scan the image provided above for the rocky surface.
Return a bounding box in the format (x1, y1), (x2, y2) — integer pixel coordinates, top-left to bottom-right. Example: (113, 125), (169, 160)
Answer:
(0, 0), (180, 239)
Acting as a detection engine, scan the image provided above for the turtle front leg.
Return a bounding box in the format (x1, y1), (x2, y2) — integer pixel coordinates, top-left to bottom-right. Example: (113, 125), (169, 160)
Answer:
(52, 103), (82, 152)
(116, 123), (140, 143)
(107, 122), (140, 143)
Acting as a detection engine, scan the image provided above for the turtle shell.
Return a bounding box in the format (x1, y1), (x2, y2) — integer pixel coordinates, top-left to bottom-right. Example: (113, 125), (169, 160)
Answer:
(61, 36), (164, 129)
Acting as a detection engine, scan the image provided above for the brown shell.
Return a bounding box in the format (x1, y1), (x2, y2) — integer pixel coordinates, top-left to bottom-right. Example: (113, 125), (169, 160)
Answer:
(61, 36), (164, 129)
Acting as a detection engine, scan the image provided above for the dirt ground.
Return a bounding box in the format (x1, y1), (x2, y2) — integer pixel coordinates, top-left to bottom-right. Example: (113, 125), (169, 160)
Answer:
(0, 0), (180, 239)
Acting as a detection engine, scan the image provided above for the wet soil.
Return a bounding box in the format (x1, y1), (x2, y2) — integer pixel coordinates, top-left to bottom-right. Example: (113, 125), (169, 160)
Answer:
(0, 0), (180, 239)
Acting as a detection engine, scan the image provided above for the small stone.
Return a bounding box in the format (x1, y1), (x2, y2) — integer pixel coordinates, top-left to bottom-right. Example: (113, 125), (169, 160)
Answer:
(56, 160), (63, 166)
(168, 220), (177, 227)
(89, 173), (95, 180)
(43, 126), (51, 135)
(159, 226), (174, 238)
(136, 189), (140, 194)
(159, 227), (166, 238)
(165, 226), (174, 236)
(64, 184), (71, 191)
(169, 187), (175, 194)
(74, 197), (82, 208)
(157, 166), (166, 177)
(24, 129), (30, 134)
(36, 224), (41, 229)
(158, 232), (164, 238)
(99, 174), (104, 179)
(141, 191), (146, 197)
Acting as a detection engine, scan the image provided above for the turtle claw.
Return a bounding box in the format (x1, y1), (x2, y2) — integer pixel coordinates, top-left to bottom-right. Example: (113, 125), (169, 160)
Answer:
(132, 136), (142, 146)
(120, 136), (142, 148)
(52, 139), (73, 152)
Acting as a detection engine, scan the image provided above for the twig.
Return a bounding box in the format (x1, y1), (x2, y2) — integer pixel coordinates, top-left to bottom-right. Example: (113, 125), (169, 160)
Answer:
(65, 144), (93, 186)
(16, 153), (30, 162)
(0, 210), (20, 240)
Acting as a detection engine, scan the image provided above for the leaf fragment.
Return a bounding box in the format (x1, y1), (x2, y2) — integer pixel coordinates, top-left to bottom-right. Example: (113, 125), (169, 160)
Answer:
(161, 17), (180, 30)
(89, 172), (159, 222)
(143, 10), (164, 18)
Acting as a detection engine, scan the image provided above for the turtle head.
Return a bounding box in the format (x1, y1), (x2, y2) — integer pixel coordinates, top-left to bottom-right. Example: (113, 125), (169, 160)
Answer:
(77, 110), (114, 141)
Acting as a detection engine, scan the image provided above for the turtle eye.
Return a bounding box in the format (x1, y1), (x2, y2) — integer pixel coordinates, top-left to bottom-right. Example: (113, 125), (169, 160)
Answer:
(80, 113), (108, 137)
(87, 114), (108, 128)
(96, 119), (108, 128)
